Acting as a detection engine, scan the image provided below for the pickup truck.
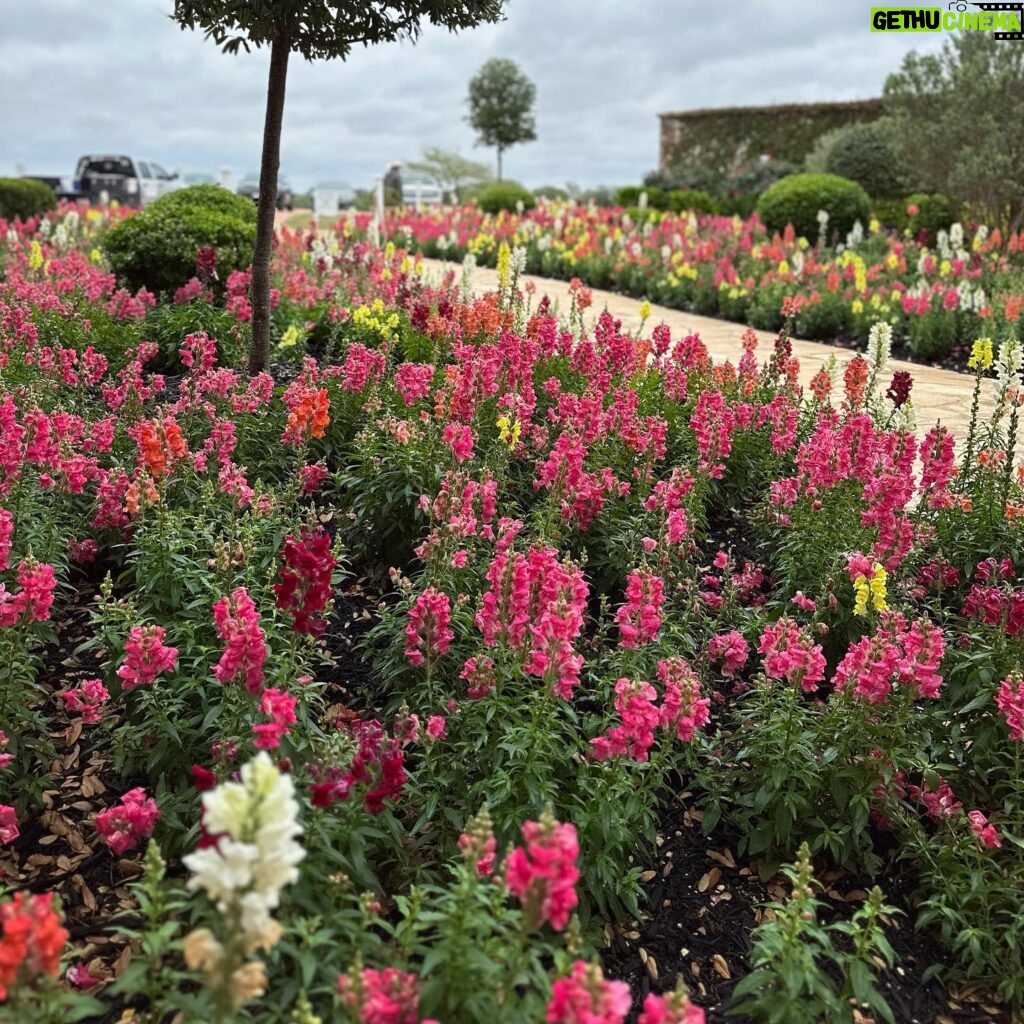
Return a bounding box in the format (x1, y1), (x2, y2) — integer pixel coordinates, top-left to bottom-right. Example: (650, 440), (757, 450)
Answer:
(28, 155), (185, 207)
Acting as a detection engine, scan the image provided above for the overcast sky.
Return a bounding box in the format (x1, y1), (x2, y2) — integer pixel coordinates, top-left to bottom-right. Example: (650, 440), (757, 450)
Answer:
(0, 1), (947, 192)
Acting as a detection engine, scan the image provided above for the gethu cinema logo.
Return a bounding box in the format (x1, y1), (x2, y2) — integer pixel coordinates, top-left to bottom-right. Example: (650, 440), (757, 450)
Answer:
(871, 4), (1023, 30)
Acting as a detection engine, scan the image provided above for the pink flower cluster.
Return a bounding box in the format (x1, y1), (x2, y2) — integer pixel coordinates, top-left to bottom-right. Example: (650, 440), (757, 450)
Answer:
(615, 569), (665, 648)
(95, 787), (160, 855)
(59, 678), (110, 725)
(476, 547), (589, 699)
(116, 625), (178, 691)
(337, 966), (437, 1024)
(394, 362), (436, 406)
(458, 809), (497, 877)
(0, 804), (17, 845)
(996, 671), (1024, 740)
(968, 810), (1001, 850)
(404, 587), (454, 668)
(757, 618), (826, 691)
(590, 678), (661, 762)
(504, 815), (580, 931)
(546, 961), (630, 1024)
(274, 525), (337, 637)
(589, 660), (710, 762)
(0, 558), (56, 627)
(962, 558), (1024, 637)
(833, 613), (945, 704)
(0, 730), (10, 771)
(253, 688), (298, 750)
(0, 508), (12, 571)
(706, 630), (749, 678)
(311, 719), (407, 814)
(212, 587), (267, 694)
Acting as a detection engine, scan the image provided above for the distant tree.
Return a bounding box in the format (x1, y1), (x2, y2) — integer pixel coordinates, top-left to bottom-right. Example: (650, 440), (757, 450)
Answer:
(466, 57), (537, 181)
(173, 0), (505, 372)
(885, 32), (1024, 231)
(405, 146), (492, 201)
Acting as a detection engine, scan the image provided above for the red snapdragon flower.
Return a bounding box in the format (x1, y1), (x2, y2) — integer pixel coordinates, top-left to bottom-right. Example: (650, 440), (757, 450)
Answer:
(404, 587), (454, 668)
(274, 526), (337, 637)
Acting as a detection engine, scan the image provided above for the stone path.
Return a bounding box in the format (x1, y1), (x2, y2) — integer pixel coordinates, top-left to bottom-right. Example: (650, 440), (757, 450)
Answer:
(418, 258), (996, 447)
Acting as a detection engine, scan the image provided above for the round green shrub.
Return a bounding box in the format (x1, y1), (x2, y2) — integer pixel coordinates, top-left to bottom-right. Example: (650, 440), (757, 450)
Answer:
(757, 173), (870, 244)
(103, 190), (257, 297)
(151, 184), (257, 223)
(0, 178), (56, 221)
(615, 185), (666, 210)
(534, 185), (569, 201)
(476, 182), (536, 215)
(872, 197), (909, 232)
(824, 121), (909, 200)
(906, 193), (954, 240)
(666, 189), (717, 215)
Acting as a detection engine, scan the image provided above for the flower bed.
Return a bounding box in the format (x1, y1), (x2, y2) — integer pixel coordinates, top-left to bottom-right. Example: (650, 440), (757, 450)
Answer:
(0, 208), (1022, 1022)
(376, 201), (1024, 369)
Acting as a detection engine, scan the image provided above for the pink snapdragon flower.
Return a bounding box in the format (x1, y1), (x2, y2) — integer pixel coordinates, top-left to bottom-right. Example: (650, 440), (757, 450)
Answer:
(212, 588), (267, 694)
(546, 961), (630, 1024)
(0, 558), (57, 626)
(458, 807), (497, 877)
(95, 788), (160, 855)
(0, 805), (17, 845)
(116, 625), (178, 691)
(996, 671), (1024, 740)
(59, 678), (110, 725)
(638, 989), (705, 1024)
(252, 688), (298, 750)
(274, 526), (337, 637)
(968, 810), (1001, 850)
(758, 618), (826, 691)
(590, 678), (660, 762)
(504, 814), (580, 931)
(404, 587), (454, 668)
(657, 657), (712, 741)
(706, 630), (749, 678)
(615, 569), (665, 648)
(337, 966), (433, 1024)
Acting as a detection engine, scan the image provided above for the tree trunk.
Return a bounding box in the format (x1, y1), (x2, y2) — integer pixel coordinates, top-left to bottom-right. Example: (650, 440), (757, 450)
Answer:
(248, 32), (290, 374)
(497, 147), (503, 182)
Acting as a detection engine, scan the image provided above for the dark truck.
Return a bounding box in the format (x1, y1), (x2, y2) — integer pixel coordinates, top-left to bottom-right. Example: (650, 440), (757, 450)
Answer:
(24, 155), (184, 207)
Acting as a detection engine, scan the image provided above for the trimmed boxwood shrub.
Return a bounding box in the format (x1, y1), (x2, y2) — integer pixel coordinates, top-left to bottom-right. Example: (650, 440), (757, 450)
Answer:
(824, 121), (909, 200)
(0, 178), (56, 221)
(476, 182), (536, 214)
(757, 173), (870, 243)
(151, 184), (257, 223)
(103, 187), (256, 297)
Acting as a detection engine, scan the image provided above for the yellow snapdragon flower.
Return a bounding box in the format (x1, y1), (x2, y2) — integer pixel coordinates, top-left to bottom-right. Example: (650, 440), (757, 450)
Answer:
(968, 337), (994, 371)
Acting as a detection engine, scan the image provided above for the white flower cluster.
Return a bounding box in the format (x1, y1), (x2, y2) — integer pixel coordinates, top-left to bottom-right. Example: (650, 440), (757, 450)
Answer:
(996, 335), (1023, 391)
(846, 221), (865, 248)
(183, 753), (305, 946)
(866, 321), (892, 374)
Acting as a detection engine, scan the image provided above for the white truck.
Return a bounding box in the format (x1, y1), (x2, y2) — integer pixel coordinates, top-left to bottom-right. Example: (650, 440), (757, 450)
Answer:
(32, 155), (186, 207)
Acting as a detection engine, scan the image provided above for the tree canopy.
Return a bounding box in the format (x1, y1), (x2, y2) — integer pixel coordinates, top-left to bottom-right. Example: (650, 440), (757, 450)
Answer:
(466, 57), (537, 180)
(884, 32), (1024, 231)
(174, 0), (505, 57)
(172, 0), (505, 372)
(405, 146), (493, 200)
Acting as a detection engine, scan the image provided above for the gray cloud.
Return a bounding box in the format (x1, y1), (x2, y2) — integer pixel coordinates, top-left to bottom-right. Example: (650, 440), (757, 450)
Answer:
(0, 1), (947, 191)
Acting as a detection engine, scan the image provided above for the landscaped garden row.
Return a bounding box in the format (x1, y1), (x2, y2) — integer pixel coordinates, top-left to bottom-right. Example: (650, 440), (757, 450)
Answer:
(0, 200), (1023, 1022)
(376, 200), (1024, 368)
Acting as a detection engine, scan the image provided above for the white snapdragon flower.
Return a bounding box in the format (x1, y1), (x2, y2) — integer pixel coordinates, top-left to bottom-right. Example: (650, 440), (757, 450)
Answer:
(996, 335), (1023, 391)
(866, 322), (892, 374)
(460, 253), (477, 303)
(183, 753), (304, 945)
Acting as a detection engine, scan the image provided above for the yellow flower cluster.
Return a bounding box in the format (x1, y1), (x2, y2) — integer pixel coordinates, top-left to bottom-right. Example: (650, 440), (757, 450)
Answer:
(968, 337), (993, 371)
(496, 241), (511, 292)
(853, 563), (888, 616)
(351, 299), (400, 341)
(278, 325), (303, 350)
(28, 240), (43, 271)
(496, 414), (522, 448)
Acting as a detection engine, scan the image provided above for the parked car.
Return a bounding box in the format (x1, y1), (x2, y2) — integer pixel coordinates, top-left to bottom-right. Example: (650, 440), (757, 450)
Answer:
(311, 180), (356, 213)
(237, 172), (293, 211)
(69, 155), (184, 207)
(402, 175), (444, 208)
